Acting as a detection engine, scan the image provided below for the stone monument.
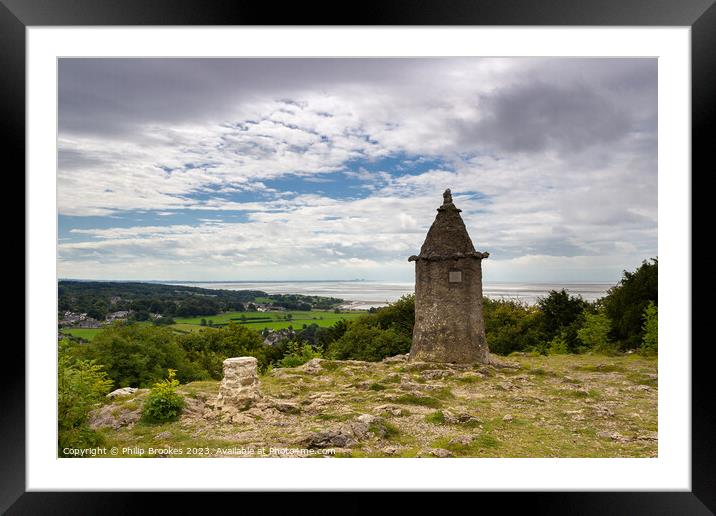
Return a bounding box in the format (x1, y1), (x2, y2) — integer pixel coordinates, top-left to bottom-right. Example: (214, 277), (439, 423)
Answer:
(216, 356), (261, 411)
(408, 189), (490, 363)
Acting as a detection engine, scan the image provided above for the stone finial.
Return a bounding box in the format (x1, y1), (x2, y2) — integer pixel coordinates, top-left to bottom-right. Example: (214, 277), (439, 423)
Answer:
(443, 189), (452, 205)
(216, 356), (261, 411)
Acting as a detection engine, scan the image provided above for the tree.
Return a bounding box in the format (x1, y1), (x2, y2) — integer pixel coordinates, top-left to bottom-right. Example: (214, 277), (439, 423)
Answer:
(548, 332), (570, 355)
(86, 299), (109, 321)
(640, 301), (658, 355)
(153, 316), (175, 326)
(179, 322), (276, 377)
(603, 258), (658, 350)
(87, 323), (198, 387)
(328, 322), (411, 361)
(370, 294), (415, 340)
(58, 340), (113, 454)
(536, 289), (589, 351)
(132, 309), (151, 322)
(278, 341), (322, 368)
(482, 298), (542, 355)
(577, 310), (614, 354)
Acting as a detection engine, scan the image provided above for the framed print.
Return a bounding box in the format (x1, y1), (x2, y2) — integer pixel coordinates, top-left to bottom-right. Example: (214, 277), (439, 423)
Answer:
(6, 0), (713, 512)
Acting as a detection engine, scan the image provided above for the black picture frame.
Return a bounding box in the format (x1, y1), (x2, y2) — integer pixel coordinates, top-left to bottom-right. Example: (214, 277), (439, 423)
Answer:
(5, 0), (711, 512)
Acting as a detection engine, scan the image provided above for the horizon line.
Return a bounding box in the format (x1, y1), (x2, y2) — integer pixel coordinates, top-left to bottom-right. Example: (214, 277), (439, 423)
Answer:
(57, 278), (617, 285)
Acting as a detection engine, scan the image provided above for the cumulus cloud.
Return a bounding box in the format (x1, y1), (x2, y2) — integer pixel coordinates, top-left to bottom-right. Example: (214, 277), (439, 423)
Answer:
(457, 81), (632, 154)
(57, 58), (657, 281)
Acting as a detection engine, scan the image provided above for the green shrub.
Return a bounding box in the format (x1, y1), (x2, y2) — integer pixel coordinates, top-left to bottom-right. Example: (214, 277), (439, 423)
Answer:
(179, 322), (280, 377)
(142, 369), (185, 423)
(88, 323), (200, 387)
(537, 289), (589, 351)
(328, 322), (411, 361)
(58, 340), (113, 455)
(278, 341), (322, 368)
(640, 301), (658, 355)
(577, 310), (612, 352)
(370, 294), (415, 339)
(324, 295), (414, 356)
(483, 298), (543, 355)
(602, 258), (658, 350)
(548, 333), (570, 355)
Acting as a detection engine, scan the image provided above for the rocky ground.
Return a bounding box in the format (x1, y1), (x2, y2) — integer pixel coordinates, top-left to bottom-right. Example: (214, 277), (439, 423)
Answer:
(89, 353), (657, 458)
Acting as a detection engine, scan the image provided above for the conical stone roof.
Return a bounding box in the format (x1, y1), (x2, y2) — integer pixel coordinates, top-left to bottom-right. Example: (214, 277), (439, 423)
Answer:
(408, 189), (489, 262)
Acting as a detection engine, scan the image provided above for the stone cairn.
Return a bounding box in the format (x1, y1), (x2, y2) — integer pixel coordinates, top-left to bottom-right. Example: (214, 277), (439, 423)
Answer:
(215, 357), (261, 411)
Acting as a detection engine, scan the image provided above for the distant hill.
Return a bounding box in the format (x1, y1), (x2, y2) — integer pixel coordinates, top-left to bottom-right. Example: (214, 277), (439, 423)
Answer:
(58, 280), (343, 319)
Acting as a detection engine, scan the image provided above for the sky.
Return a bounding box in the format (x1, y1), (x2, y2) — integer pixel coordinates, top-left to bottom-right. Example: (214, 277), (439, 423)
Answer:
(57, 58), (657, 283)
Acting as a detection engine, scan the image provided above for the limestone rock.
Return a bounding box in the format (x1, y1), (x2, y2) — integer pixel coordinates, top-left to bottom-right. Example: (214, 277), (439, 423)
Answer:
(597, 430), (631, 443)
(304, 393), (336, 413)
(399, 378), (426, 392)
(88, 404), (142, 430)
(351, 414), (385, 439)
(356, 414), (380, 426)
(593, 405), (615, 418)
(430, 448), (453, 458)
(459, 371), (485, 381)
(382, 354), (409, 364)
(636, 431), (658, 441)
(374, 404), (406, 417)
(303, 430), (357, 449)
(301, 358), (323, 374)
(420, 369), (451, 380)
(272, 400), (301, 414)
(179, 395), (208, 421)
(216, 357), (261, 412)
(443, 410), (481, 425)
(106, 387), (138, 399)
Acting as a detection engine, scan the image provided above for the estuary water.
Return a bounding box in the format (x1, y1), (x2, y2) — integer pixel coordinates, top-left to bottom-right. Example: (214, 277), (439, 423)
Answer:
(167, 280), (613, 309)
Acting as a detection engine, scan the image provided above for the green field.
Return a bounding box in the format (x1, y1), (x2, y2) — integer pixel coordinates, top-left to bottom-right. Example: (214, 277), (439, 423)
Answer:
(60, 310), (367, 342)
(173, 309), (366, 331)
(60, 328), (103, 340)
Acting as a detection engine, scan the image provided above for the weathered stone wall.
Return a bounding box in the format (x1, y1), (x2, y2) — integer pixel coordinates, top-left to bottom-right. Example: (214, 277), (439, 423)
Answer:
(216, 357), (261, 410)
(410, 256), (489, 363)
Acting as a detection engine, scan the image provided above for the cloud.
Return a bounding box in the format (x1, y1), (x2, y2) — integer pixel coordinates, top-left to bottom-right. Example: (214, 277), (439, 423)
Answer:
(57, 58), (657, 282)
(456, 81), (632, 154)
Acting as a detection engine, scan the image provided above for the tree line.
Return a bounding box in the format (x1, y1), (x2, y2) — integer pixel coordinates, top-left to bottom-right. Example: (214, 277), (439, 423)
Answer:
(60, 258), (658, 390)
(58, 281), (343, 320)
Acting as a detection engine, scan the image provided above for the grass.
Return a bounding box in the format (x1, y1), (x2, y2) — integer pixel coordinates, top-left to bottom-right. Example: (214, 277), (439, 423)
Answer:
(425, 411), (446, 424)
(80, 353), (657, 459)
(394, 394), (442, 408)
(60, 328), (102, 340)
(173, 309), (366, 331)
(59, 309), (366, 341)
(377, 421), (401, 439)
(573, 363), (625, 373)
